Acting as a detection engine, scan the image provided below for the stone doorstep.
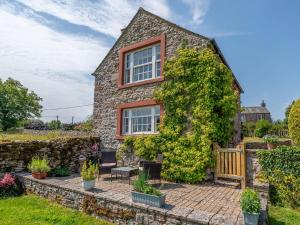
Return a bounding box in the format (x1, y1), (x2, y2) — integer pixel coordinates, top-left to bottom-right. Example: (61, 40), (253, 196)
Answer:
(17, 173), (243, 225)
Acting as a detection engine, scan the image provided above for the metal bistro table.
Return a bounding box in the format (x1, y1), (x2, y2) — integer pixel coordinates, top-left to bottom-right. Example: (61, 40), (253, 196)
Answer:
(111, 167), (138, 184)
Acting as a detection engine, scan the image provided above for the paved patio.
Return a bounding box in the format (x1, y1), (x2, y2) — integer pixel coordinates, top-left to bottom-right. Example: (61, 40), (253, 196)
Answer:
(18, 172), (245, 225)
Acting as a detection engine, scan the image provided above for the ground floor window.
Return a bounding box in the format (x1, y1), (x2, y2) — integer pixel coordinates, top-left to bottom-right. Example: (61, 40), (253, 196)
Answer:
(122, 105), (160, 135)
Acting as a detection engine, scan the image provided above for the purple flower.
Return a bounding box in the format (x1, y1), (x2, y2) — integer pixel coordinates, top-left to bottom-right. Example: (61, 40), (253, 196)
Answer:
(91, 143), (99, 152)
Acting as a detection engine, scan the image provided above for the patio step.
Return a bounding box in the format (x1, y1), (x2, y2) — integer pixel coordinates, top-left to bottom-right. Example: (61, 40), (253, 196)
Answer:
(214, 179), (240, 188)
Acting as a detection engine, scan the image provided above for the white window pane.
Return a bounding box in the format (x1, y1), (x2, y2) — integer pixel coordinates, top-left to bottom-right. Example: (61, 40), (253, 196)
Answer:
(133, 47), (152, 66)
(154, 106), (160, 115)
(155, 62), (161, 77)
(156, 45), (160, 60)
(154, 115), (160, 132)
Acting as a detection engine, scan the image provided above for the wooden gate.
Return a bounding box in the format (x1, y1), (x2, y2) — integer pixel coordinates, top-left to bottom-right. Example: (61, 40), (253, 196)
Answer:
(213, 144), (246, 189)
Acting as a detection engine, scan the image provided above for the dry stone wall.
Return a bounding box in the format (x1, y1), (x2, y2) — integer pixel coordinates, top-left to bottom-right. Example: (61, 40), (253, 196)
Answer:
(0, 137), (99, 172)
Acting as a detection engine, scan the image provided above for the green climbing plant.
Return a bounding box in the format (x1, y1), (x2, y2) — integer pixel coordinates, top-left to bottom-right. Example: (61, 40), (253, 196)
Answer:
(119, 47), (238, 183)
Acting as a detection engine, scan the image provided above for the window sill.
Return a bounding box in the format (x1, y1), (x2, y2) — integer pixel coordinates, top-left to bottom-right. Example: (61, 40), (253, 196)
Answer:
(117, 77), (164, 89)
(116, 133), (159, 140)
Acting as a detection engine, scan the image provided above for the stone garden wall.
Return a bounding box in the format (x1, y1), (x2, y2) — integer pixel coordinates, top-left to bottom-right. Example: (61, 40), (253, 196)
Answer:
(0, 137), (99, 173)
(245, 140), (291, 149)
(246, 149), (269, 192)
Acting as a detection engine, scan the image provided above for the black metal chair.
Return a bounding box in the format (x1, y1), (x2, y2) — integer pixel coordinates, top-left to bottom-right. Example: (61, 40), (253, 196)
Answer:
(139, 154), (163, 181)
(100, 151), (117, 174)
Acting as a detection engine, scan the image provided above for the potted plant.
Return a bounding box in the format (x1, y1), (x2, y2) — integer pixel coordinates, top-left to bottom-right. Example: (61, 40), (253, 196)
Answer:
(131, 171), (165, 208)
(81, 161), (99, 191)
(28, 156), (50, 179)
(240, 188), (261, 225)
(263, 135), (279, 150)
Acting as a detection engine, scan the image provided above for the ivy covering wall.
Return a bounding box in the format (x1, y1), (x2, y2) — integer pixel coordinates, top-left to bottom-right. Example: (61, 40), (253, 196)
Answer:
(119, 47), (238, 183)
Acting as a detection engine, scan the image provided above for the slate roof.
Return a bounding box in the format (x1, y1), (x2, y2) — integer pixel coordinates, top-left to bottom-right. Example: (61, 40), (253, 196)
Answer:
(242, 106), (270, 114)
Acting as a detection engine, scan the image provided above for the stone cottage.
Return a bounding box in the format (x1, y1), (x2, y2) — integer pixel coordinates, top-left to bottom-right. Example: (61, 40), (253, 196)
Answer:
(241, 100), (272, 123)
(92, 8), (243, 153)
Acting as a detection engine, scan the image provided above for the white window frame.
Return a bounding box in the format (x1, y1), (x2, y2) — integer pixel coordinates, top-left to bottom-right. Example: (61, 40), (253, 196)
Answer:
(122, 105), (160, 135)
(124, 44), (161, 84)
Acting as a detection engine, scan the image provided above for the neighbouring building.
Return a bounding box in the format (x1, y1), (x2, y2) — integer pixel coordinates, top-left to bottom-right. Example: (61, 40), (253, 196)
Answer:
(241, 100), (272, 123)
(92, 8), (243, 154)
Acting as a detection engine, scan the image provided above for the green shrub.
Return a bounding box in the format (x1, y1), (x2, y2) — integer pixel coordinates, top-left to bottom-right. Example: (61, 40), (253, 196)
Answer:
(258, 146), (300, 208)
(242, 121), (256, 137)
(240, 188), (261, 214)
(47, 120), (62, 130)
(288, 98), (300, 145)
(81, 161), (99, 181)
(255, 119), (272, 137)
(263, 135), (279, 144)
(51, 166), (70, 177)
(28, 156), (50, 173)
(133, 171), (162, 196)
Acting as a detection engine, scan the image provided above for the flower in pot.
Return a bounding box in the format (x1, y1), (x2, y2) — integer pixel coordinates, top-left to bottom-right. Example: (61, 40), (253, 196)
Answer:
(263, 135), (279, 150)
(81, 161), (99, 191)
(132, 171), (165, 208)
(28, 156), (50, 179)
(240, 188), (261, 225)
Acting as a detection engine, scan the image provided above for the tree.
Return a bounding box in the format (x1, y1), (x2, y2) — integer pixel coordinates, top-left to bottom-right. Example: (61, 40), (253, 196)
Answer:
(255, 119), (272, 137)
(0, 78), (42, 131)
(284, 101), (295, 123)
(47, 120), (62, 130)
(24, 119), (46, 130)
(288, 98), (300, 145)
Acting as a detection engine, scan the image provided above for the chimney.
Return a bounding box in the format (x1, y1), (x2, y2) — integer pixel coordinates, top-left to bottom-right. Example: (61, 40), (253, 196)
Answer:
(261, 100), (266, 108)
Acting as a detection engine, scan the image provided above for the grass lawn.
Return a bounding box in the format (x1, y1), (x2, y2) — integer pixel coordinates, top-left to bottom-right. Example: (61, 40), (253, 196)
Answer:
(269, 205), (300, 225)
(0, 195), (111, 225)
(0, 131), (80, 143)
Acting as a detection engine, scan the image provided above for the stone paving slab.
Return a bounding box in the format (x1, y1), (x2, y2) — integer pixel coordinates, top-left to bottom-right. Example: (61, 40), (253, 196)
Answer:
(17, 172), (244, 225)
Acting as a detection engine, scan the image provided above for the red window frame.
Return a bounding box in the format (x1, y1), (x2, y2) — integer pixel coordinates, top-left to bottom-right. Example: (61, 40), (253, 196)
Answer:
(118, 33), (166, 89)
(116, 99), (164, 140)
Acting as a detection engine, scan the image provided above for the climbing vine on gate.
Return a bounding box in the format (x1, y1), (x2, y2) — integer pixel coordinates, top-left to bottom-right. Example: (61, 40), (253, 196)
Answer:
(119, 47), (239, 183)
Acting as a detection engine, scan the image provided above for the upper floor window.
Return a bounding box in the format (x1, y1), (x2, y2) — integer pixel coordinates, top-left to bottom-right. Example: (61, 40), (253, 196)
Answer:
(118, 34), (165, 89)
(124, 44), (161, 84)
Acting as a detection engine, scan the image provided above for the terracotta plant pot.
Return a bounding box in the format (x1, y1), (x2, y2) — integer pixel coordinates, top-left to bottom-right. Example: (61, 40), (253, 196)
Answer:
(32, 172), (47, 179)
(267, 143), (278, 150)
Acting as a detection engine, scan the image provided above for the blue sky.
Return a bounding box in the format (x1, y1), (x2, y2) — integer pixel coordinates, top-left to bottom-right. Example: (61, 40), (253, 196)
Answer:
(0, 0), (299, 122)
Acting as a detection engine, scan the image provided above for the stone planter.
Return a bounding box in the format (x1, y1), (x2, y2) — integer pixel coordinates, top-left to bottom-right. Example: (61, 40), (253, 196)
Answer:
(32, 172), (47, 179)
(131, 191), (166, 208)
(244, 212), (259, 225)
(82, 179), (95, 190)
(267, 143), (278, 150)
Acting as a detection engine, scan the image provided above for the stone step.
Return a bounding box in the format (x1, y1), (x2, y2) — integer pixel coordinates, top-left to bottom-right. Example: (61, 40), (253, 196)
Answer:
(214, 179), (240, 188)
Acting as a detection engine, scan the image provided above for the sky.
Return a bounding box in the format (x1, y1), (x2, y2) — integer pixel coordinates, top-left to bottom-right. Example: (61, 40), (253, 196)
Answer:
(0, 0), (299, 122)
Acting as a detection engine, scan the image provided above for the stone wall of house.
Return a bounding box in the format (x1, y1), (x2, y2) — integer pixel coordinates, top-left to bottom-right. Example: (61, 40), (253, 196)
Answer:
(0, 137), (99, 172)
(93, 9), (242, 155)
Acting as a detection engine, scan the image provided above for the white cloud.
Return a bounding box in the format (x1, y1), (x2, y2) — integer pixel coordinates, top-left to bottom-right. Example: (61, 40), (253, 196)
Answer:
(16, 0), (171, 38)
(0, 8), (109, 122)
(183, 0), (210, 25)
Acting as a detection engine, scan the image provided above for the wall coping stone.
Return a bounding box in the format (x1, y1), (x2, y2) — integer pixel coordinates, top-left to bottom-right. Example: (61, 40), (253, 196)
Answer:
(16, 173), (246, 225)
